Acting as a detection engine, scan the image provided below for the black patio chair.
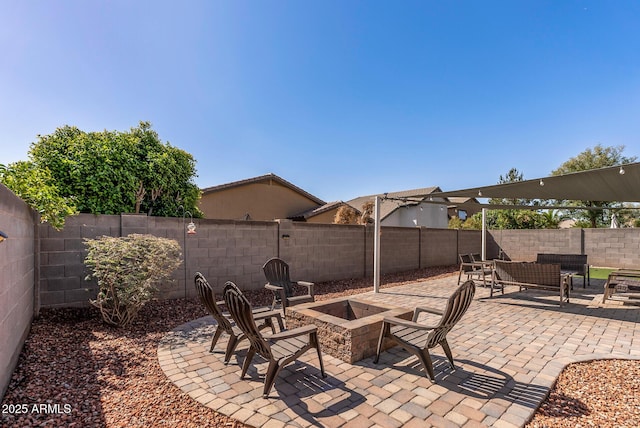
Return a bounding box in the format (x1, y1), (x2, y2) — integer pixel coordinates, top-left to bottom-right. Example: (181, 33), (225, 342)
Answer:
(194, 272), (283, 364)
(374, 280), (476, 380)
(263, 257), (314, 311)
(223, 281), (326, 398)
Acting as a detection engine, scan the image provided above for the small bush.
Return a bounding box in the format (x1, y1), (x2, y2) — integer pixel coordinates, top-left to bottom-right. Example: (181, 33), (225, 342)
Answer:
(84, 234), (182, 327)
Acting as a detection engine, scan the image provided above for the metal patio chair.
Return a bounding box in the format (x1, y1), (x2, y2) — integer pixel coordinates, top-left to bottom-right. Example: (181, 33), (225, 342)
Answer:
(374, 280), (476, 380)
(223, 280), (326, 398)
(457, 254), (491, 287)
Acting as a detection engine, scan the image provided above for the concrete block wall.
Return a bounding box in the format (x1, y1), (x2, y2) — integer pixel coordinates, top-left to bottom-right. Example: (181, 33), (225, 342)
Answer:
(38, 214), (280, 304)
(281, 221), (366, 283)
(380, 227), (420, 274)
(489, 228), (640, 269)
(180, 219), (278, 298)
(38, 214), (474, 306)
(488, 229), (583, 261)
(0, 184), (37, 400)
(457, 230), (483, 259)
(422, 228), (459, 267)
(584, 229), (640, 268)
(37, 213), (640, 308)
(39, 214), (122, 307)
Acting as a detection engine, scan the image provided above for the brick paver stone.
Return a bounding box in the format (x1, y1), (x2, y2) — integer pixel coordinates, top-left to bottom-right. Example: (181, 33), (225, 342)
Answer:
(158, 276), (640, 427)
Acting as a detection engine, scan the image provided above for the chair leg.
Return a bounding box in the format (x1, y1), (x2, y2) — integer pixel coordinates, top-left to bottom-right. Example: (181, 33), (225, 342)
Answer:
(416, 348), (436, 381)
(311, 332), (326, 378)
(209, 326), (224, 353)
(258, 318), (276, 334)
(241, 346), (257, 379)
(263, 360), (282, 398)
(440, 339), (455, 370)
(457, 268), (463, 285)
(374, 322), (390, 364)
(223, 334), (241, 365)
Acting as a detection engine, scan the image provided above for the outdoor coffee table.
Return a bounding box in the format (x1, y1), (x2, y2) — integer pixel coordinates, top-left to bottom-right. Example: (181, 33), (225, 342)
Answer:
(603, 269), (640, 303)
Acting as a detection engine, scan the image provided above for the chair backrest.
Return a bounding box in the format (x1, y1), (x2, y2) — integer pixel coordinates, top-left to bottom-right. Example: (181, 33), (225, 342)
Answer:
(194, 272), (232, 333)
(536, 253), (588, 274)
(470, 253), (482, 262)
(427, 280), (475, 348)
(459, 254), (475, 273)
(263, 257), (294, 297)
(494, 260), (561, 286)
(223, 281), (273, 360)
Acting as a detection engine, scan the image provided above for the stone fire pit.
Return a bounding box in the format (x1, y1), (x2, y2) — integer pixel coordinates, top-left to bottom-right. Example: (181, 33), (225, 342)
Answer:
(285, 297), (412, 364)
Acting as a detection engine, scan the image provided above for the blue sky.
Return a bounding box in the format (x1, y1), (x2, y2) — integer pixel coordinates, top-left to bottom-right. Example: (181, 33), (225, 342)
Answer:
(2, 1), (639, 202)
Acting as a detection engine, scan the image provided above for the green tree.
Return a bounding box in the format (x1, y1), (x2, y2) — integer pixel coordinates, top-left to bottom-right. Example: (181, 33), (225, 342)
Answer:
(0, 161), (77, 229)
(448, 217), (464, 229)
(485, 168), (547, 229)
(539, 209), (564, 229)
(551, 144), (637, 228)
(28, 121), (201, 217)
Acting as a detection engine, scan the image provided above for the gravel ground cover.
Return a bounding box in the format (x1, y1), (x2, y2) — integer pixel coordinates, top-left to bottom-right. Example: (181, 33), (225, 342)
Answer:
(2, 266), (638, 427)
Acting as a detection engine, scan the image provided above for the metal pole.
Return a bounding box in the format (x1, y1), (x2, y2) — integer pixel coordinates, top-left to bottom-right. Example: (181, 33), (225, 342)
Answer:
(182, 207), (187, 298)
(374, 196), (381, 293)
(481, 208), (487, 260)
(179, 205), (192, 299)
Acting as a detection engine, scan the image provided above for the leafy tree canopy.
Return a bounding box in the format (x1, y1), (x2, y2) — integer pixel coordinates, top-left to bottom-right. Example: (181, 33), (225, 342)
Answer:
(485, 167), (549, 229)
(0, 161), (77, 229)
(28, 121), (201, 217)
(551, 144), (637, 228)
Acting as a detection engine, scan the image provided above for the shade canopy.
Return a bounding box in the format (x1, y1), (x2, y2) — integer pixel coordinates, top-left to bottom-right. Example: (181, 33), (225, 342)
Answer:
(428, 162), (640, 203)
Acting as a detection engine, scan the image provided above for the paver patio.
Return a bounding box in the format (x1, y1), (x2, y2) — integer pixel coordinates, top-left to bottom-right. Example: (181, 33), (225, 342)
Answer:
(158, 275), (640, 427)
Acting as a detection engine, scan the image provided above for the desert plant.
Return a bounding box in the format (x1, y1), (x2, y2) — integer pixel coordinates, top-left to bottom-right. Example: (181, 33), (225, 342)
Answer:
(333, 205), (359, 224)
(84, 234), (182, 327)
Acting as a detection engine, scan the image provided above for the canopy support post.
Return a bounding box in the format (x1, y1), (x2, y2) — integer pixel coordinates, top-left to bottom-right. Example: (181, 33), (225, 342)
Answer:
(481, 208), (487, 260)
(374, 196), (381, 293)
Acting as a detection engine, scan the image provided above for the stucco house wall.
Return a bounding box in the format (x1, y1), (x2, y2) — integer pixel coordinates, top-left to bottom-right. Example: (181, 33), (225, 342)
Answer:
(199, 175), (324, 221)
(382, 202), (449, 228)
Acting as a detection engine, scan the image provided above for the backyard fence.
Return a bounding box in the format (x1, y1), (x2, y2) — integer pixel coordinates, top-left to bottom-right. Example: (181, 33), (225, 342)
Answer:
(36, 214), (479, 306)
(4, 194), (640, 400)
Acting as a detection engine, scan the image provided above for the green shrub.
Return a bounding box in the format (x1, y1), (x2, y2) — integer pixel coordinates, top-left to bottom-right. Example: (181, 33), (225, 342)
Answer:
(84, 234), (182, 327)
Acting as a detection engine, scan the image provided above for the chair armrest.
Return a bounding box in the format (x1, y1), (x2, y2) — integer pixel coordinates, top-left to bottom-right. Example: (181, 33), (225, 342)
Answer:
(460, 262), (479, 269)
(264, 283), (287, 310)
(254, 309), (285, 331)
(265, 283), (284, 292)
(219, 299), (272, 313)
(296, 281), (314, 296)
(383, 315), (437, 331)
(267, 324), (317, 340)
(412, 306), (443, 321)
(254, 309), (283, 321)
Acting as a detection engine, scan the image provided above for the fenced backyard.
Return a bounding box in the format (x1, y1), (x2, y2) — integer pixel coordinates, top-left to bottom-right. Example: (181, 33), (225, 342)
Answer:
(3, 186), (640, 425)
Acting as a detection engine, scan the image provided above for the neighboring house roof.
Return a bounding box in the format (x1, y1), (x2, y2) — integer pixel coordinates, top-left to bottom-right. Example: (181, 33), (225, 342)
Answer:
(558, 219), (577, 229)
(289, 201), (357, 221)
(447, 197), (479, 205)
(201, 173), (325, 205)
(347, 187), (443, 220)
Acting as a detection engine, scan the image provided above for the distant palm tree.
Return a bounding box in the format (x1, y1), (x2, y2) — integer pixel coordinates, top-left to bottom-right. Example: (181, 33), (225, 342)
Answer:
(540, 209), (563, 229)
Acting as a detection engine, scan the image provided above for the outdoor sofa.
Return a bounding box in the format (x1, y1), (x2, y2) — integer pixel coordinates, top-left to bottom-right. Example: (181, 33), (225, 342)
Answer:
(492, 260), (571, 306)
(536, 253), (589, 287)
